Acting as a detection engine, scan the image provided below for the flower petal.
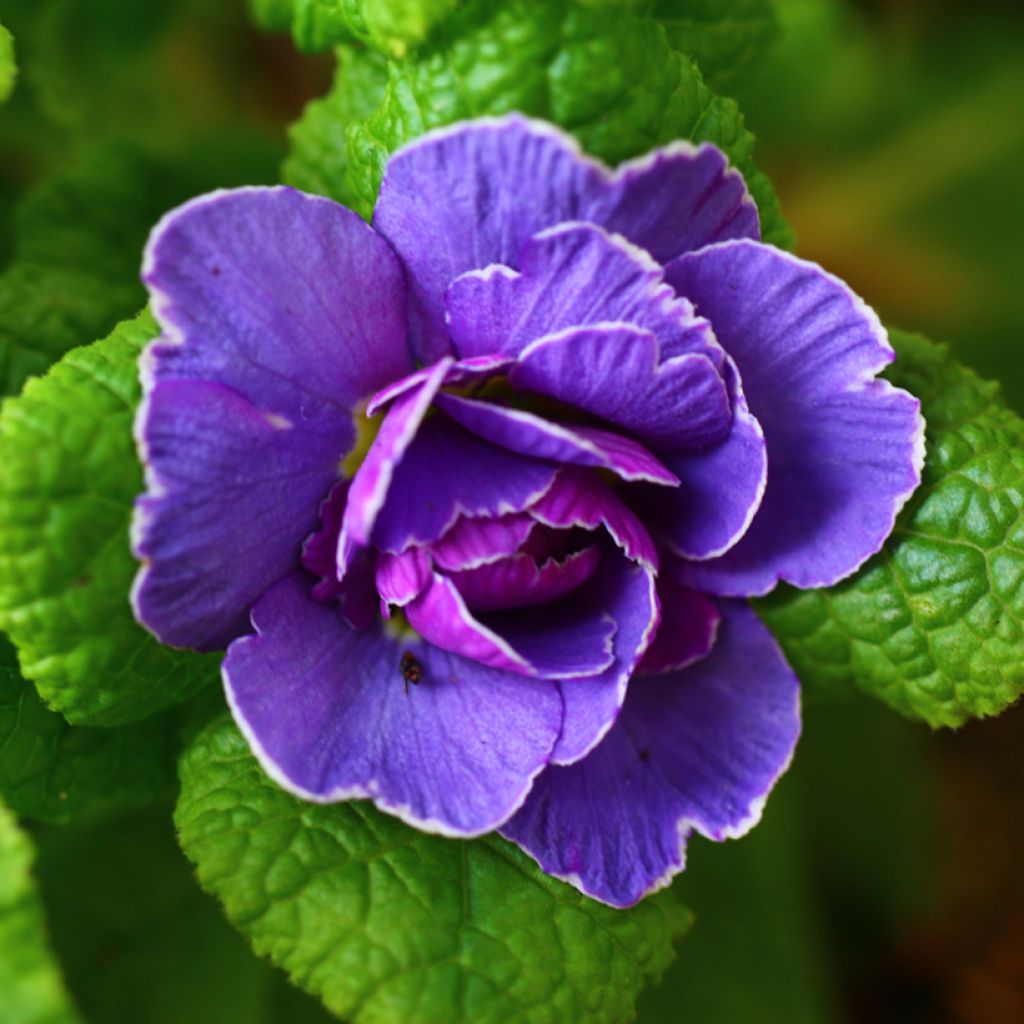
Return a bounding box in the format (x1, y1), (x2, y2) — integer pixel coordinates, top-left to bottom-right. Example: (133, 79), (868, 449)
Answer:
(434, 391), (679, 485)
(449, 546), (600, 611)
(337, 357), (452, 573)
(374, 116), (756, 361)
(132, 379), (346, 650)
(224, 573), (563, 837)
(371, 416), (558, 554)
(144, 186), (410, 414)
(430, 513), (539, 572)
(367, 354), (514, 416)
(446, 222), (718, 364)
(665, 240), (925, 595)
(582, 142), (760, 264)
(375, 548), (432, 608)
(643, 359), (768, 560)
(508, 323), (730, 450)
(551, 556), (660, 766)
(639, 568), (720, 674)
(406, 571), (616, 680)
(501, 601), (801, 907)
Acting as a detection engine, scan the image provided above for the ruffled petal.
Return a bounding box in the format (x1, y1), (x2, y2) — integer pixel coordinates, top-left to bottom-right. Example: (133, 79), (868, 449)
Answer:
(371, 416), (558, 553)
(434, 391), (679, 485)
(144, 186), (411, 414)
(550, 556), (659, 766)
(502, 602), (801, 907)
(375, 548), (431, 608)
(135, 187), (409, 649)
(430, 513), (539, 572)
(367, 354), (513, 416)
(665, 241), (925, 595)
(639, 568), (720, 674)
(446, 222), (718, 364)
(373, 116), (756, 361)
(338, 357), (452, 572)
(224, 573), (563, 837)
(581, 142), (760, 263)
(508, 323), (729, 450)
(449, 546), (600, 611)
(643, 359), (768, 560)
(132, 380), (346, 650)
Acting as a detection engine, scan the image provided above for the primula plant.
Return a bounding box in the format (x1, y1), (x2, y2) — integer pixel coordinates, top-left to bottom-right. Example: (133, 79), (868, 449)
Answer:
(1, 2), (1023, 1022)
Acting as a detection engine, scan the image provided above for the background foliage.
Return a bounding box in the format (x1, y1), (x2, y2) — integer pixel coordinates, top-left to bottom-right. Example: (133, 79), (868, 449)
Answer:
(1, 0), (1023, 1021)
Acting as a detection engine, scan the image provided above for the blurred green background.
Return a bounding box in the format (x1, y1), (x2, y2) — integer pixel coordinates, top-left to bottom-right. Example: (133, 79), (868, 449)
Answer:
(2, 1), (1023, 1021)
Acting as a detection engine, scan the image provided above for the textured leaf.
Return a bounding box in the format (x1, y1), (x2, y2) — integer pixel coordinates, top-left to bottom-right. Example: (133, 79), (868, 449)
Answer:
(0, 635), (176, 823)
(249, 0), (459, 56)
(34, 806), (332, 1024)
(0, 311), (219, 726)
(0, 800), (80, 1024)
(0, 19), (15, 102)
(653, 0), (779, 87)
(760, 330), (1024, 727)
(176, 713), (690, 1024)
(284, 0), (793, 249)
(0, 135), (280, 398)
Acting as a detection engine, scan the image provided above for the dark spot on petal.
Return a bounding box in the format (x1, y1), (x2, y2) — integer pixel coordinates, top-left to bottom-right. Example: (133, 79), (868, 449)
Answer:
(638, 748), (651, 763)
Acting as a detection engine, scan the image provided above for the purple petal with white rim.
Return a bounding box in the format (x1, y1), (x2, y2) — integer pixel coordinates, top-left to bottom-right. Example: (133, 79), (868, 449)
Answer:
(449, 546), (600, 611)
(582, 142), (760, 264)
(144, 186), (411, 413)
(224, 573), (563, 837)
(502, 601), (801, 907)
(508, 323), (730, 450)
(446, 222), (719, 365)
(373, 116), (603, 362)
(550, 555), (660, 766)
(639, 568), (720, 674)
(376, 548), (432, 608)
(665, 240), (925, 595)
(133, 379), (346, 650)
(338, 357), (452, 572)
(530, 469), (658, 571)
(372, 416), (558, 553)
(367, 354), (513, 416)
(643, 359), (768, 560)
(430, 513), (539, 572)
(373, 116), (757, 361)
(135, 187), (410, 650)
(434, 391), (679, 485)
(406, 571), (615, 679)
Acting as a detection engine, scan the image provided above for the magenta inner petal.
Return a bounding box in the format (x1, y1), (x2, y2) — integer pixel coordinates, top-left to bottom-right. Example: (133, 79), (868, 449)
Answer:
(449, 545), (600, 611)
(429, 512), (539, 572)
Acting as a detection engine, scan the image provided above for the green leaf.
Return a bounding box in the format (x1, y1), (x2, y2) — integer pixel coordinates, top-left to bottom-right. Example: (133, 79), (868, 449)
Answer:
(636, 780), (839, 1024)
(0, 800), (80, 1024)
(0, 20), (15, 103)
(33, 806), (332, 1024)
(0, 311), (219, 726)
(760, 329), (1024, 727)
(284, 0), (793, 250)
(0, 137), (281, 398)
(176, 713), (690, 1024)
(249, 0), (459, 57)
(0, 634), (176, 823)
(653, 0), (779, 87)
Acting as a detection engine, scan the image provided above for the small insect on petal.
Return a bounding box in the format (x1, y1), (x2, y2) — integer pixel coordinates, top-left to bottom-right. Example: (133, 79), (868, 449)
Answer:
(400, 650), (422, 696)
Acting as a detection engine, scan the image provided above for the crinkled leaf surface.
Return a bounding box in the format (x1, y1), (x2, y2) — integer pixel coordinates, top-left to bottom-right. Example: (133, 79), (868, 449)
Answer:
(0, 136), (280, 398)
(653, 0), (779, 87)
(0, 800), (80, 1024)
(0, 311), (219, 726)
(176, 713), (690, 1024)
(0, 19), (15, 102)
(250, 0), (459, 57)
(284, 0), (793, 249)
(760, 330), (1024, 728)
(0, 635), (175, 823)
(34, 806), (332, 1024)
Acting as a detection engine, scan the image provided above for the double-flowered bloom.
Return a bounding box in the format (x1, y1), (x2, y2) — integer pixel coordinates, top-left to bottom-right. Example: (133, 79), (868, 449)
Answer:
(132, 116), (924, 907)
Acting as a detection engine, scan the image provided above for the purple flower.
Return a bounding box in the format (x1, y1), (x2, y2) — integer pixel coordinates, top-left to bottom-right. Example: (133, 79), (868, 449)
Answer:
(131, 116), (924, 907)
